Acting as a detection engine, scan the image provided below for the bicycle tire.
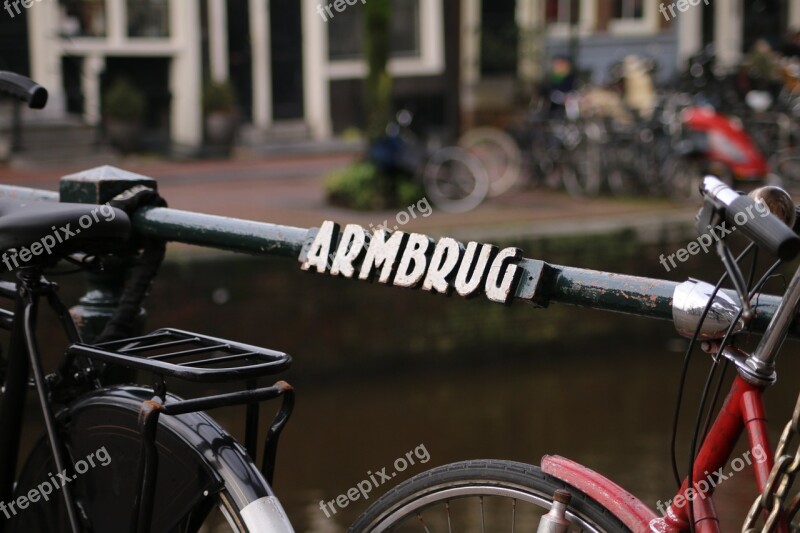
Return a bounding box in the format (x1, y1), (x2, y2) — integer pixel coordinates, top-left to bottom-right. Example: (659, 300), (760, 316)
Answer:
(348, 459), (629, 532)
(606, 163), (642, 197)
(561, 139), (602, 199)
(769, 148), (800, 188)
(664, 157), (706, 203)
(7, 386), (293, 533)
(458, 127), (523, 197)
(422, 146), (490, 213)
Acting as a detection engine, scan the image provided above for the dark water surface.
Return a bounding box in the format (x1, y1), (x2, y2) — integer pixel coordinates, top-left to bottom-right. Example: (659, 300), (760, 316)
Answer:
(15, 231), (800, 531)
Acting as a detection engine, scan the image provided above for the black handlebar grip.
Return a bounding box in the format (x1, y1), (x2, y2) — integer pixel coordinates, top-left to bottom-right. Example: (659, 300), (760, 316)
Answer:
(726, 195), (800, 261)
(0, 72), (48, 109)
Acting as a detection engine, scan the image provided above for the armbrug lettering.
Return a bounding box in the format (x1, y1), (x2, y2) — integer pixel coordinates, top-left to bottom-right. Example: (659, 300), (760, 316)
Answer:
(299, 221), (523, 305)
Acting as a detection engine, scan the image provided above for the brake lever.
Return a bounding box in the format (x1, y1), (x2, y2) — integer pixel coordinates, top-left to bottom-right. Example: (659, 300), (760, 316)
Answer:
(716, 239), (754, 324)
(695, 199), (754, 324)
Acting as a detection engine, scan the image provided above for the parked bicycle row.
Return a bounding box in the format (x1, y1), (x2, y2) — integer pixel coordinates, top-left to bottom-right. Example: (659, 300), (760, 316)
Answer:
(457, 88), (800, 204)
(455, 47), (800, 205)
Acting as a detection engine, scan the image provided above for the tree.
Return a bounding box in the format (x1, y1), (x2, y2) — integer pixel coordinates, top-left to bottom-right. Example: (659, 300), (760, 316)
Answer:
(363, 0), (392, 142)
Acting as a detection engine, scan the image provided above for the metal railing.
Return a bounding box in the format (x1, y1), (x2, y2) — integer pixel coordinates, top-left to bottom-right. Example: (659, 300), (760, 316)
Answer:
(0, 165), (795, 340)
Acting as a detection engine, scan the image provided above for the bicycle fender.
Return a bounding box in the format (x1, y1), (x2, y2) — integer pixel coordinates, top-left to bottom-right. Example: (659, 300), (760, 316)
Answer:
(11, 386), (292, 532)
(541, 455), (658, 533)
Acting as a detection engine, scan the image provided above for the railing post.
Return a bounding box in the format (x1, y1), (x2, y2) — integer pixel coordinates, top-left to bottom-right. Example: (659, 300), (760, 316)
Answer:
(59, 166), (158, 342)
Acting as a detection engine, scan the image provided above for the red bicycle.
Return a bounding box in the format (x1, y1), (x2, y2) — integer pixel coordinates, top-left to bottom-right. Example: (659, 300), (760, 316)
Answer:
(349, 177), (800, 532)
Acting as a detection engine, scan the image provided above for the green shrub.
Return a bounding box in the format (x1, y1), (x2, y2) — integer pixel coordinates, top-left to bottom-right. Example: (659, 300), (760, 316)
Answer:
(203, 80), (236, 114)
(396, 179), (425, 207)
(325, 162), (426, 211)
(104, 78), (145, 122)
(325, 162), (387, 210)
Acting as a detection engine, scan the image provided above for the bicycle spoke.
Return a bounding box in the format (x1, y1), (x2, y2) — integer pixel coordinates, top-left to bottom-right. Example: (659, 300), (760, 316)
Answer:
(480, 496), (485, 533)
(415, 512), (431, 533)
(511, 498), (516, 533)
(446, 501), (452, 533)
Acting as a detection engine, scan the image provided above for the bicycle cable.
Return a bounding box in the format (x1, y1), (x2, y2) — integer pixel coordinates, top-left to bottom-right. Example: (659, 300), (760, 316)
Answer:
(687, 250), (783, 533)
(699, 253), (789, 443)
(669, 243), (755, 488)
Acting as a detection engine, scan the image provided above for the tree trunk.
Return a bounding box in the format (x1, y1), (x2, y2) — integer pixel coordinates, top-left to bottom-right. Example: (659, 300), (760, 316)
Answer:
(364, 0), (392, 143)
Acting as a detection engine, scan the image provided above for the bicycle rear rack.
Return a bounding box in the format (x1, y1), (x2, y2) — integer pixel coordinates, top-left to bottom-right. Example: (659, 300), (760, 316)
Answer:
(66, 328), (294, 533)
(67, 328), (292, 382)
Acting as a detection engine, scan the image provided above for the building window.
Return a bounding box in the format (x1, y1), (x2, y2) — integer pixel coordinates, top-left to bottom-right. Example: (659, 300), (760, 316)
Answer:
(328, 0), (421, 61)
(546, 0), (580, 25)
(58, 0), (107, 37)
(612, 0), (644, 20)
(127, 0), (170, 38)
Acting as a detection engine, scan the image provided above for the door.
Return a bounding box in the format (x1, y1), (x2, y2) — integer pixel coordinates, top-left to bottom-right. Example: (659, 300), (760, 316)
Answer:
(742, 0), (788, 52)
(270, 0), (304, 120)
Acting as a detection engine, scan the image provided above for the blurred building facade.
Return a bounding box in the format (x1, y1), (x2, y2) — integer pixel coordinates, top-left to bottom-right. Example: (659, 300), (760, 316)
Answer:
(1, 0), (798, 153)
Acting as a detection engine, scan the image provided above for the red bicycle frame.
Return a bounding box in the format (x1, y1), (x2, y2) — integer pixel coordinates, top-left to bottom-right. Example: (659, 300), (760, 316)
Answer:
(543, 372), (784, 532)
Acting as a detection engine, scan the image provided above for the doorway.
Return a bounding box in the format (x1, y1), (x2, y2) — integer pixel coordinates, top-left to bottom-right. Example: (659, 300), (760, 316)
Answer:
(269, 0), (304, 120)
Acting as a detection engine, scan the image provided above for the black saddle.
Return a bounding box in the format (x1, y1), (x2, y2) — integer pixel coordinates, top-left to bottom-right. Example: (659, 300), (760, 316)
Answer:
(0, 199), (130, 266)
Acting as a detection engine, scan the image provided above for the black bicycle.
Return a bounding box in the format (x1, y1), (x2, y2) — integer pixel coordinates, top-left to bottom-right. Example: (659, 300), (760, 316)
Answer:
(0, 72), (295, 532)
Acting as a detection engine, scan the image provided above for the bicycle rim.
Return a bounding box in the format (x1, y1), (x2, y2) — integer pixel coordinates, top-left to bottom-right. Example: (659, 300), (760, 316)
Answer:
(423, 147), (489, 213)
(458, 128), (523, 197)
(350, 460), (628, 532)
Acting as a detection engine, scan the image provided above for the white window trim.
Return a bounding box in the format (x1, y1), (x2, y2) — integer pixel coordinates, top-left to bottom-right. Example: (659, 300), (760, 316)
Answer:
(546, 0), (596, 39)
(326, 0), (444, 80)
(58, 0), (174, 48)
(608, 1), (659, 36)
(60, 39), (178, 56)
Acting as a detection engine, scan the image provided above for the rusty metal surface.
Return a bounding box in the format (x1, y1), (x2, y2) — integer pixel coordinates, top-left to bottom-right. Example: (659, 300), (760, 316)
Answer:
(0, 180), (794, 337)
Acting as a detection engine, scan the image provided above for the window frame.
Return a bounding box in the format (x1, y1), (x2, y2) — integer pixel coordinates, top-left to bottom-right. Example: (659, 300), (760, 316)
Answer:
(545, 0), (596, 39)
(326, 0), (444, 80)
(608, 0), (658, 36)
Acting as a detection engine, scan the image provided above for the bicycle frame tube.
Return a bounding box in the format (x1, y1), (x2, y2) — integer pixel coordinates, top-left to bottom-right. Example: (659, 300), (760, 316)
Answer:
(650, 376), (783, 533)
(0, 289), (31, 531)
(0, 272), (82, 533)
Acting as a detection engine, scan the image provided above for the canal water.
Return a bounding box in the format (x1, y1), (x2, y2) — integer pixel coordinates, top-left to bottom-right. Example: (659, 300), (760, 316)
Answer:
(15, 229), (800, 531)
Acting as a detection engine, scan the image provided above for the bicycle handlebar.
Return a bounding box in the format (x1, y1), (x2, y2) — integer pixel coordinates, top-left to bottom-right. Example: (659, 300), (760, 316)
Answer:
(0, 71), (48, 109)
(701, 176), (800, 261)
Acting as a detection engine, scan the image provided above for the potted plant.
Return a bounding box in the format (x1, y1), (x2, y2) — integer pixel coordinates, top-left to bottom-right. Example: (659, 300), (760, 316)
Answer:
(104, 78), (145, 154)
(202, 80), (238, 150)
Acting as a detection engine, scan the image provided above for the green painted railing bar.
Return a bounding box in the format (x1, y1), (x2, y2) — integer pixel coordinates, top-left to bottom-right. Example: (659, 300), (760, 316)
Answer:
(545, 266), (783, 334)
(0, 167), (794, 338)
(0, 184), (59, 202)
(133, 207), (308, 258)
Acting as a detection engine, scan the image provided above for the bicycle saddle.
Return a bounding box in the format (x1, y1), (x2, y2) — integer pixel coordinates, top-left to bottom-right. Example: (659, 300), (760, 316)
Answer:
(0, 198), (130, 258)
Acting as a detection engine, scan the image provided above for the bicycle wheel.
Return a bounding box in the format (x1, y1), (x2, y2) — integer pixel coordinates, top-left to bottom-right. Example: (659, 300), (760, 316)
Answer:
(349, 460), (628, 532)
(664, 157), (706, 203)
(458, 127), (523, 197)
(770, 149), (800, 190)
(7, 386), (293, 533)
(560, 157), (600, 199)
(606, 163), (642, 197)
(422, 146), (490, 213)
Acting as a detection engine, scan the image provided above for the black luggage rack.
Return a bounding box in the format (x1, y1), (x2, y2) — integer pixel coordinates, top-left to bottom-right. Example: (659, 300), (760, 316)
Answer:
(66, 328), (294, 527)
(67, 328), (292, 382)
